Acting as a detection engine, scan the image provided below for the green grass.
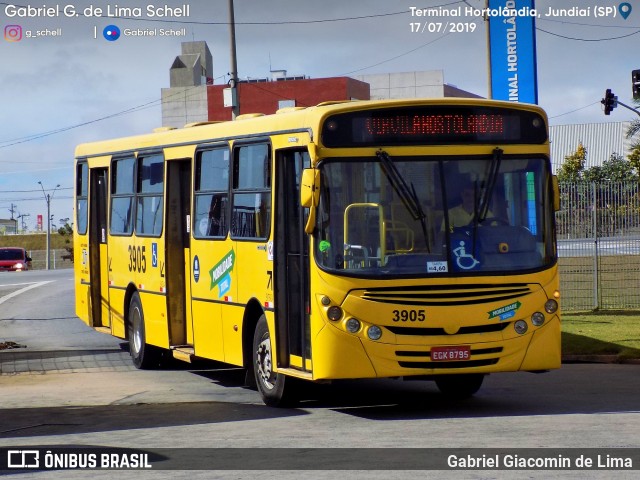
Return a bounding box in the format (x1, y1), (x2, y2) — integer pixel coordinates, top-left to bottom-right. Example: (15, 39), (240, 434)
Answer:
(0, 233), (69, 251)
(562, 312), (640, 360)
(558, 256), (640, 311)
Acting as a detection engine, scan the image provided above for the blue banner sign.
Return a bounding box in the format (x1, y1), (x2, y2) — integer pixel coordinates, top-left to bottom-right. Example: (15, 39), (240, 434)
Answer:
(488, 0), (538, 104)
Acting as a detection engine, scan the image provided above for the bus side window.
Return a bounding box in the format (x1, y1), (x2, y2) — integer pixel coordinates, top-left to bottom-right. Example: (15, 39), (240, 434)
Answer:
(194, 147), (230, 239)
(136, 154), (164, 236)
(231, 143), (271, 239)
(76, 162), (89, 235)
(110, 157), (136, 235)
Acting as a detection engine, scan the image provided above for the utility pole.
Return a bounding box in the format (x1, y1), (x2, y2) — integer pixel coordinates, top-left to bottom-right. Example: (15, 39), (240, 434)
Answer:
(38, 181), (60, 270)
(228, 0), (240, 119)
(484, 0), (492, 99)
(8, 203), (18, 234)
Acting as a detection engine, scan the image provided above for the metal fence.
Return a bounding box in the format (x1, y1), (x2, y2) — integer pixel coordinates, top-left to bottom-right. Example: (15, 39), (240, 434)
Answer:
(557, 182), (640, 311)
(26, 249), (74, 270)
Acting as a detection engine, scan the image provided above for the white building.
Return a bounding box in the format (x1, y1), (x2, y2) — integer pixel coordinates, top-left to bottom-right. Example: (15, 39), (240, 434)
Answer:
(549, 122), (634, 173)
(354, 70), (480, 100)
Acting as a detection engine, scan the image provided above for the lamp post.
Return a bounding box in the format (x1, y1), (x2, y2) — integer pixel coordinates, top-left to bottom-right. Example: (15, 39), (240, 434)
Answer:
(17, 213), (29, 233)
(228, 0), (239, 119)
(38, 181), (60, 270)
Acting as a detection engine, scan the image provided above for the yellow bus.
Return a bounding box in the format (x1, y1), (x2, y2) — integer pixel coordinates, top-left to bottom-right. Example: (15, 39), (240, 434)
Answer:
(74, 98), (561, 406)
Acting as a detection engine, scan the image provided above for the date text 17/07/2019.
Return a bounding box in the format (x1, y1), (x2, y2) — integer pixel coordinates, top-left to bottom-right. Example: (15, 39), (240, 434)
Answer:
(409, 22), (477, 34)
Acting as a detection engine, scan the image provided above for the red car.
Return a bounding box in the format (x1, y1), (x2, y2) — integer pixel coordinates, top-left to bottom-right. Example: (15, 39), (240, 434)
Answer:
(0, 247), (32, 271)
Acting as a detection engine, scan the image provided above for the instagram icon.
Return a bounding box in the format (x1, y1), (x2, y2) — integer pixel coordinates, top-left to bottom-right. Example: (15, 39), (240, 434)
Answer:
(4, 24), (23, 42)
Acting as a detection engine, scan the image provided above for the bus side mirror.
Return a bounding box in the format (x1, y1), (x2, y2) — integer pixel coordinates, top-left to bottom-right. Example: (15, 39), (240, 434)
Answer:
(300, 168), (320, 208)
(552, 175), (560, 211)
(300, 168), (321, 234)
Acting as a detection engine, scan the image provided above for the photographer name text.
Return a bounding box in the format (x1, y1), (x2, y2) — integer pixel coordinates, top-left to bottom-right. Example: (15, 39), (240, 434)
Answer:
(448, 453), (633, 469)
(4, 4), (190, 18)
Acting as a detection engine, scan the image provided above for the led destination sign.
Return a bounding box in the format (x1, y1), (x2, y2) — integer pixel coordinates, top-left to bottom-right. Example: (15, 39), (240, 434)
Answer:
(365, 114), (504, 136)
(321, 106), (547, 147)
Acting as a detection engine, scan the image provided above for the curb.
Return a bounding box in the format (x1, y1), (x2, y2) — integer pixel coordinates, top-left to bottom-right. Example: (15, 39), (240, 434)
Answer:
(562, 355), (640, 364)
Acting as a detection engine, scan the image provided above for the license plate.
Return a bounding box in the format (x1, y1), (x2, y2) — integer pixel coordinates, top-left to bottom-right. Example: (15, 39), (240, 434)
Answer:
(430, 345), (471, 361)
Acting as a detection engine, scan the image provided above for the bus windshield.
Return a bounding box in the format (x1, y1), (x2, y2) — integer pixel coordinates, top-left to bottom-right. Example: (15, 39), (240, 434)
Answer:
(315, 154), (556, 276)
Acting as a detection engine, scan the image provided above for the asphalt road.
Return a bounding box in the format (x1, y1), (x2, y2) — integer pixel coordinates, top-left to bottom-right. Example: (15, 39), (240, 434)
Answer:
(557, 236), (640, 257)
(1, 270), (640, 479)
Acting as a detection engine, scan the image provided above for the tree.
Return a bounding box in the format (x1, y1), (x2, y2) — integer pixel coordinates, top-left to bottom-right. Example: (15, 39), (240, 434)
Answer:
(58, 222), (74, 262)
(582, 165), (602, 183)
(584, 153), (637, 182)
(626, 99), (640, 173)
(628, 143), (640, 174)
(580, 153), (639, 237)
(626, 99), (640, 140)
(557, 142), (587, 183)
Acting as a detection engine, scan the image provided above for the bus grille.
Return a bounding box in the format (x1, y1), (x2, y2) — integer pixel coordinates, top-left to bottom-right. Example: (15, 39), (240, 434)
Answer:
(398, 358), (500, 369)
(361, 283), (532, 306)
(386, 322), (510, 336)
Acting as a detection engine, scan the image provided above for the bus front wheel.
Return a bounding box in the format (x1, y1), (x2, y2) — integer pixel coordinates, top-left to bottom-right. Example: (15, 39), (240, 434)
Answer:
(253, 315), (298, 407)
(435, 374), (484, 399)
(128, 291), (162, 369)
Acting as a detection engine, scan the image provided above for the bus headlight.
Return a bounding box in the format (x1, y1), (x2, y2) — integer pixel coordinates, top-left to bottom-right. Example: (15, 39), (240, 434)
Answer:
(531, 312), (545, 326)
(346, 318), (361, 333)
(544, 299), (558, 314)
(514, 320), (528, 335)
(367, 325), (382, 340)
(327, 306), (342, 321)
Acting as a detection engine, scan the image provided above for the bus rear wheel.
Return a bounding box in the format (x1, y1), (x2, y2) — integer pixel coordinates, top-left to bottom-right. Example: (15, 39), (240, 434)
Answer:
(253, 315), (298, 407)
(435, 374), (484, 399)
(128, 291), (162, 369)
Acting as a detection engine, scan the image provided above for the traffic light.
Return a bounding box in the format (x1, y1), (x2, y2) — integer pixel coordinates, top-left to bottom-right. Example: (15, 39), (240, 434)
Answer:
(633, 70), (640, 100)
(602, 89), (618, 115)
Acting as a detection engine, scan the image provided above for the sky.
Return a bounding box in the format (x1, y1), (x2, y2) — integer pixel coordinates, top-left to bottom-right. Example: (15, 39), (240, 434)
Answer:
(0, 0), (639, 231)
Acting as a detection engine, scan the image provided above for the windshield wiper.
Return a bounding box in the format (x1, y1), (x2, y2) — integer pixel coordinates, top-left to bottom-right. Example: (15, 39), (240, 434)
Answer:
(376, 149), (430, 252)
(476, 147), (503, 222)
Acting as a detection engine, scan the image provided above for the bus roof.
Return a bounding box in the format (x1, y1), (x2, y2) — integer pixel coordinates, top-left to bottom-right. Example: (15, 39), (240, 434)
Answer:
(74, 98), (548, 159)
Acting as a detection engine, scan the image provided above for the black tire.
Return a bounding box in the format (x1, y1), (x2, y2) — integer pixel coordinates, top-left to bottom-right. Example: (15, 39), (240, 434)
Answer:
(435, 374), (484, 399)
(253, 315), (298, 407)
(128, 291), (162, 369)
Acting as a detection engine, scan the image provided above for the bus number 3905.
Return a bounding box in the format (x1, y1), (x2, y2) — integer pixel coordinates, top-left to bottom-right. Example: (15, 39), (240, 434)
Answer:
(392, 309), (426, 322)
(128, 245), (147, 273)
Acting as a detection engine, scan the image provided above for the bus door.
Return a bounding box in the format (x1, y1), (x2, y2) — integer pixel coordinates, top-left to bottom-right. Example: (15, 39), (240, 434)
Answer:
(88, 168), (110, 328)
(165, 159), (193, 350)
(275, 149), (311, 371)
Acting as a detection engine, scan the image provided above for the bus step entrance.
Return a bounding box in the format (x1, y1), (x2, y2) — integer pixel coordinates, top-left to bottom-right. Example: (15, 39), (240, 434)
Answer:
(171, 345), (195, 363)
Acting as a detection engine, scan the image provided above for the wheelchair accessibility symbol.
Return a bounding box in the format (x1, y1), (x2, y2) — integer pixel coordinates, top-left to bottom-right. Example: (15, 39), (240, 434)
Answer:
(453, 241), (479, 270)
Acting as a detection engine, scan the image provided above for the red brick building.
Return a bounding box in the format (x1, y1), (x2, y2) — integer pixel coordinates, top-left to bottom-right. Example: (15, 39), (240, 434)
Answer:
(207, 76), (370, 121)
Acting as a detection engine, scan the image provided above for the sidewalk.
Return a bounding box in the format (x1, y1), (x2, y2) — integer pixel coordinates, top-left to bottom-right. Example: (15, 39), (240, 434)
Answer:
(0, 346), (134, 375)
